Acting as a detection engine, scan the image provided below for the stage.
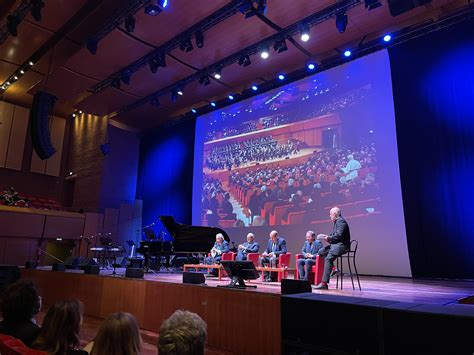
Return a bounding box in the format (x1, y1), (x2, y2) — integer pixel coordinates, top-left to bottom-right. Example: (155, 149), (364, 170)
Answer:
(20, 267), (474, 354)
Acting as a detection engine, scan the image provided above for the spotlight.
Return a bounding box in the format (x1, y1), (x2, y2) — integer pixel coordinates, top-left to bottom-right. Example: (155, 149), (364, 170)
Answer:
(278, 74), (285, 80)
(256, 0), (267, 15)
(150, 96), (160, 107)
(364, 0), (382, 10)
(191, 108), (197, 114)
(13, 76), (18, 81)
(145, 4), (162, 16)
(251, 84), (258, 91)
(344, 50), (352, 57)
(260, 48), (269, 59)
(72, 113), (76, 118)
(195, 30), (204, 48)
(157, 52), (166, 67)
(300, 24), (310, 42)
(78, 110), (83, 114)
(199, 74), (211, 86)
(228, 95), (234, 100)
(111, 78), (121, 89)
(238, 55), (251, 67)
(125, 15), (136, 33)
(19, 70), (25, 74)
(149, 58), (159, 73)
(86, 37), (98, 55)
(177, 89), (183, 96)
(273, 39), (288, 53)
(121, 70), (131, 85)
(6, 15), (20, 37)
(31, 0), (45, 22)
(158, 0), (168, 8)
(6, 81), (10, 86)
(28, 61), (34, 66)
(179, 38), (193, 52)
(383, 34), (392, 42)
(307, 62), (317, 70)
(213, 68), (222, 80)
(210, 102), (216, 107)
(336, 11), (348, 34)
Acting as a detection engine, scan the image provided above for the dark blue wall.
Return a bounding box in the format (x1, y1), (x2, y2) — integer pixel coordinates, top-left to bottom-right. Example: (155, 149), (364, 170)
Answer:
(138, 118), (196, 228)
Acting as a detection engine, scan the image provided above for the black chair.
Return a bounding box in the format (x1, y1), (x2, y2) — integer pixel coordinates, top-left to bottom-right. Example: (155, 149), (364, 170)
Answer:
(335, 240), (361, 290)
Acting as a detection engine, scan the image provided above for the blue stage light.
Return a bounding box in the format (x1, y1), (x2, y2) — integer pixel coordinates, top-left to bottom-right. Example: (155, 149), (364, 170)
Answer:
(307, 62), (316, 70)
(251, 85), (258, 91)
(278, 74), (285, 80)
(228, 95), (234, 100)
(383, 34), (392, 42)
(191, 108), (197, 113)
(344, 50), (352, 57)
(210, 102), (216, 107)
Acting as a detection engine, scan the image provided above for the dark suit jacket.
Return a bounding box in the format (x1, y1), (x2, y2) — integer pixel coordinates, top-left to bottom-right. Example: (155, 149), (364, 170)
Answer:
(241, 241), (260, 254)
(0, 320), (40, 347)
(265, 237), (287, 256)
(301, 240), (323, 259)
(212, 240), (230, 254)
(328, 216), (351, 248)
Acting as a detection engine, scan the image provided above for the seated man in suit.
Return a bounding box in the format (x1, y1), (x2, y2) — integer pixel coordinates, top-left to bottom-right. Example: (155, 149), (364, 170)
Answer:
(205, 233), (229, 276)
(236, 233), (260, 261)
(259, 230), (287, 282)
(297, 231), (323, 280)
(315, 207), (351, 289)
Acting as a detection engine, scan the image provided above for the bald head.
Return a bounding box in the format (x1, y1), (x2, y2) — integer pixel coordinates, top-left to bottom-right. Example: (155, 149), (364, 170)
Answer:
(329, 207), (341, 222)
(269, 230), (278, 242)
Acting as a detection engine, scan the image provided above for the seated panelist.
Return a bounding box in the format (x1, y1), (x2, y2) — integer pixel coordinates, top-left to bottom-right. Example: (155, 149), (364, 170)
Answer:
(236, 233), (260, 261)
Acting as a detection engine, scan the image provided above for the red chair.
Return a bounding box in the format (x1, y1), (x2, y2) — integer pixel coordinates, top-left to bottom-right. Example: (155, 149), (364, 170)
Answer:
(221, 252), (235, 277)
(0, 334), (47, 355)
(259, 253), (292, 282)
(247, 253), (259, 267)
(295, 254), (324, 285)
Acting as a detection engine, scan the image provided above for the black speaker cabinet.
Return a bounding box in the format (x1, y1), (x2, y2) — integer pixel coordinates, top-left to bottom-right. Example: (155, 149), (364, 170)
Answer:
(83, 265), (100, 275)
(281, 279), (312, 295)
(125, 267), (144, 279)
(183, 271), (205, 285)
(52, 263), (66, 272)
(387, 0), (432, 16)
(29, 91), (57, 160)
(25, 261), (38, 269)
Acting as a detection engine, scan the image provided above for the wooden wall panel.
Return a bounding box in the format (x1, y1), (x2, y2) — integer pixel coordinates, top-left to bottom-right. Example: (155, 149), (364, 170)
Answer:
(21, 270), (281, 355)
(0, 101), (14, 167)
(43, 215), (85, 239)
(0, 210), (45, 237)
(6, 106), (29, 170)
(2, 237), (37, 265)
(30, 148), (47, 174)
(103, 208), (119, 240)
(45, 116), (66, 177)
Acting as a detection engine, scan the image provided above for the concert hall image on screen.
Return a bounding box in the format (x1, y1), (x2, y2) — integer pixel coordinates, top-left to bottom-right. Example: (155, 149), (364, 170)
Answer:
(193, 51), (393, 229)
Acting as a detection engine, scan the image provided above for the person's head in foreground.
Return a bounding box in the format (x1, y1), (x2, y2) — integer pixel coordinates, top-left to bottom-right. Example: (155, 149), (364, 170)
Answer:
(90, 312), (141, 355)
(157, 310), (207, 355)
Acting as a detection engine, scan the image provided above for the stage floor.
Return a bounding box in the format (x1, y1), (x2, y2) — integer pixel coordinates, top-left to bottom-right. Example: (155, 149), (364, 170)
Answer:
(37, 266), (474, 306)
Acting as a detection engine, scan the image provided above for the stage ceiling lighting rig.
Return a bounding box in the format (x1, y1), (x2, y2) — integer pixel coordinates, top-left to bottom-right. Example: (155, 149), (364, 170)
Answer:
(195, 30), (204, 48)
(199, 75), (211, 86)
(31, 0), (45, 21)
(365, 0), (382, 10)
(125, 15), (136, 32)
(336, 11), (348, 33)
(238, 55), (251, 67)
(179, 38), (193, 52)
(273, 39), (288, 53)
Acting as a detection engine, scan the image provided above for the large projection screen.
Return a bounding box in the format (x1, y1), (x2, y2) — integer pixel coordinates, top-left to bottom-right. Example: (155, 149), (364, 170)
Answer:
(193, 50), (411, 277)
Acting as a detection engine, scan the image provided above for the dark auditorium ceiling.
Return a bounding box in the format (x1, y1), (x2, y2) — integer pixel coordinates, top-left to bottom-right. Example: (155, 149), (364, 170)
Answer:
(0, 0), (469, 130)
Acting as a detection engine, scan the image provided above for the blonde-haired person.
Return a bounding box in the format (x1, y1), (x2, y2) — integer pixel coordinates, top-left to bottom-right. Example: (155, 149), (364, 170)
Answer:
(32, 299), (86, 355)
(84, 312), (141, 355)
(157, 310), (207, 355)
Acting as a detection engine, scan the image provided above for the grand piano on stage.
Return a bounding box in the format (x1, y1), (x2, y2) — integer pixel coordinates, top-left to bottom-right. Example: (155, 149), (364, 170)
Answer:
(136, 216), (230, 268)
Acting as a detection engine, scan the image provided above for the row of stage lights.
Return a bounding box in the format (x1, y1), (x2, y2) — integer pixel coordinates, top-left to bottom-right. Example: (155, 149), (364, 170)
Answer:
(187, 32), (393, 116)
(0, 61), (34, 92)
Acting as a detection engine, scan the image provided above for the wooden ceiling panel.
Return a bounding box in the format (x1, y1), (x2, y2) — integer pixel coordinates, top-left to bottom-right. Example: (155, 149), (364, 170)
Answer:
(113, 104), (171, 129)
(65, 29), (152, 80)
(0, 61), (18, 82)
(264, 0), (335, 28)
(129, 0), (229, 47)
(77, 88), (140, 116)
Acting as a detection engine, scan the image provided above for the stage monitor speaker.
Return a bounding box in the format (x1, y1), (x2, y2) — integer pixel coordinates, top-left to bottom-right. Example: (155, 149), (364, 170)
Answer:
(25, 261), (38, 269)
(114, 256), (128, 267)
(83, 265), (100, 275)
(183, 272), (205, 285)
(29, 91), (57, 160)
(125, 267), (144, 279)
(79, 257), (98, 269)
(52, 263), (66, 272)
(387, 0), (432, 16)
(64, 256), (82, 269)
(281, 279), (312, 294)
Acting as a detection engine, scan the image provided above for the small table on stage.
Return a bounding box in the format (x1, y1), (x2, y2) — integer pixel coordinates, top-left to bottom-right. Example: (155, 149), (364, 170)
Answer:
(183, 264), (223, 280)
(255, 266), (296, 282)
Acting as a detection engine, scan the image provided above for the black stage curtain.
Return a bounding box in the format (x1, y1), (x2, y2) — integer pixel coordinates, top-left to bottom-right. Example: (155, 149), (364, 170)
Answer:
(390, 19), (474, 278)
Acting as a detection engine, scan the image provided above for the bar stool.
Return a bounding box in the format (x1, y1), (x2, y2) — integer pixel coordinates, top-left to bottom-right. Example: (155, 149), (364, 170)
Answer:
(335, 240), (361, 290)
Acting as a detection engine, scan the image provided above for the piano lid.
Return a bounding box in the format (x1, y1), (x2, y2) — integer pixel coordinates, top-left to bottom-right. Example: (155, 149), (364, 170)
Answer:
(159, 216), (230, 253)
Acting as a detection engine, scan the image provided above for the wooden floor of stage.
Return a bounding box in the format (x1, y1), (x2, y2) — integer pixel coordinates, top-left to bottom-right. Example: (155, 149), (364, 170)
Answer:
(42, 267), (474, 305)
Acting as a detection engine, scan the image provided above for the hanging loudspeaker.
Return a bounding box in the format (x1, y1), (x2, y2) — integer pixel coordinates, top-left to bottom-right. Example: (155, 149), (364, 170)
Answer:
(29, 91), (57, 160)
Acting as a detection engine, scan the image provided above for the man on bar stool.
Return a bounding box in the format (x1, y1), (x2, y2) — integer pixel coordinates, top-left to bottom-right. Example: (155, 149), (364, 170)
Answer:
(259, 230), (287, 282)
(315, 207), (351, 290)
